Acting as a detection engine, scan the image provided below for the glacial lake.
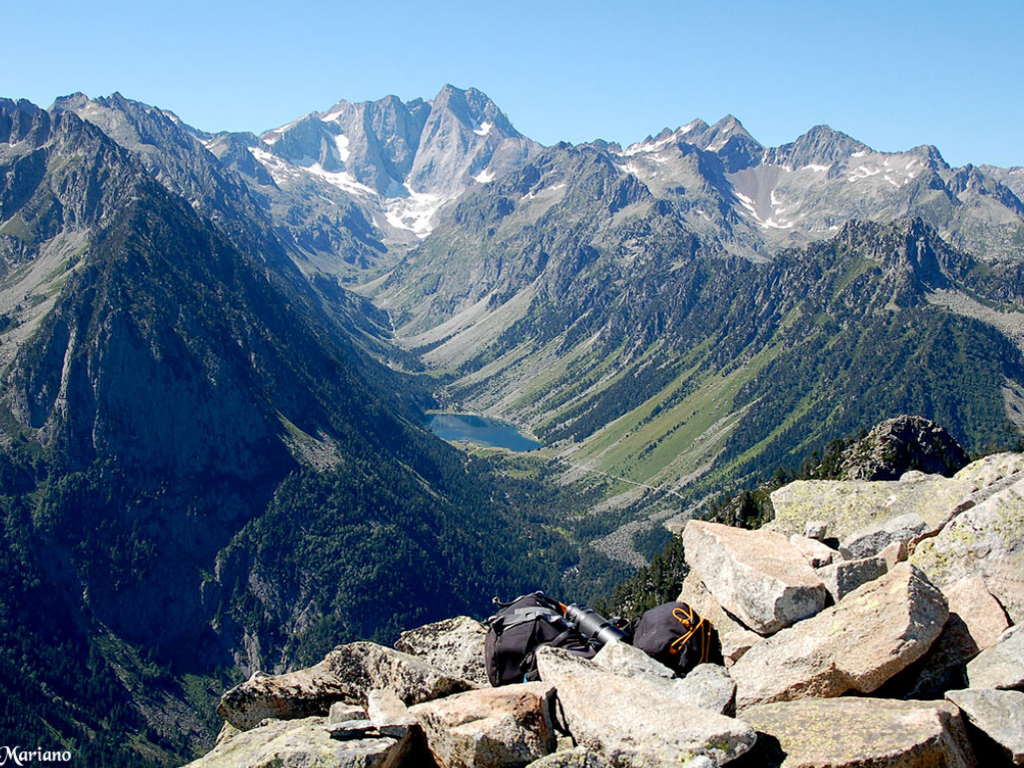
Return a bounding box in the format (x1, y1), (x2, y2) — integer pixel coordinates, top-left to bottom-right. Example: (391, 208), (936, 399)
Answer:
(428, 413), (542, 452)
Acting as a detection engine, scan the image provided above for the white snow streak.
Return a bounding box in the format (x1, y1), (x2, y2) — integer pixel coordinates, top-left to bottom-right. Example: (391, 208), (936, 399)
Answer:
(386, 189), (445, 239)
(474, 121), (493, 137)
(334, 134), (350, 163)
(248, 147), (375, 197)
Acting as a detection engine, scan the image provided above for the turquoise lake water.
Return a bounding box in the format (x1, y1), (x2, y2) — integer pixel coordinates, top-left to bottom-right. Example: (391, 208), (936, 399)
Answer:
(428, 413), (542, 452)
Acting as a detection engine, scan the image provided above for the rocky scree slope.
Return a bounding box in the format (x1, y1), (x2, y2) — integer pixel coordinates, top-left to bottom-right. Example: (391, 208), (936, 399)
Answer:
(191, 449), (1024, 768)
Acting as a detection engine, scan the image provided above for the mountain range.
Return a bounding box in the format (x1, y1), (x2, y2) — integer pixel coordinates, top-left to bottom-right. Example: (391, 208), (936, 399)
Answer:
(1, 85), (1022, 765)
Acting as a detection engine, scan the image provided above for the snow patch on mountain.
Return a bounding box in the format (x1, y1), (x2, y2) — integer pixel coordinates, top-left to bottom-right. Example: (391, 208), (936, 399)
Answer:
(474, 121), (493, 137)
(386, 189), (445, 238)
(334, 134), (350, 163)
(248, 147), (375, 198)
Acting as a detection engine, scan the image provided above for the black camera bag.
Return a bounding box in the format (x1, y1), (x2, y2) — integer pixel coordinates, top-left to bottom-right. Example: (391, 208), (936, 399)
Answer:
(484, 592), (597, 686)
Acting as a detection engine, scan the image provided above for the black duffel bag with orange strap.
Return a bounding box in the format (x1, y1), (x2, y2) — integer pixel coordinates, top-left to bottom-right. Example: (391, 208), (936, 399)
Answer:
(631, 601), (721, 676)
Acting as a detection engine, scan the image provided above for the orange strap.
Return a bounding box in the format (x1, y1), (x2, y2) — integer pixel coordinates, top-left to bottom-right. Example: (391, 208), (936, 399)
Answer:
(668, 606), (709, 664)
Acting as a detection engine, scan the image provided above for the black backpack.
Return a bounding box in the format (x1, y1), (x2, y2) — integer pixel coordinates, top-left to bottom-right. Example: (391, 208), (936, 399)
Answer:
(631, 601), (721, 677)
(485, 592), (597, 686)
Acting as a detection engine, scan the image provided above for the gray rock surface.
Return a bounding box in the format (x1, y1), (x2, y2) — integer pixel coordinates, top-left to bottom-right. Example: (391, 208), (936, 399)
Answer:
(944, 577), (1011, 652)
(395, 616), (491, 688)
(882, 612), (981, 700)
(409, 682), (556, 768)
(736, 698), (974, 768)
(730, 563), (949, 709)
(841, 512), (929, 559)
(669, 664), (737, 716)
(966, 625), (1024, 690)
(878, 540), (909, 569)
(328, 702), (367, 724)
(769, 453), (1023, 545)
(815, 555), (889, 602)
(182, 716), (412, 768)
(803, 521), (828, 541)
(720, 629), (762, 668)
(682, 520), (827, 635)
(946, 688), (1024, 765)
(593, 638), (675, 680)
(891, 576), (1016, 698)
(942, 581), (1007, 651)
(525, 747), (610, 767)
(325, 641), (474, 706)
(217, 663), (349, 731)
(912, 472), (1024, 623)
(789, 534), (838, 568)
(325, 719), (377, 739)
(536, 646), (756, 766)
(367, 689), (418, 738)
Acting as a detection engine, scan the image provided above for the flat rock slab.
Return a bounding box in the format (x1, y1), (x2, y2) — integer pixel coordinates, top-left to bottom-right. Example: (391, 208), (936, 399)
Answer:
(912, 475), (1024, 624)
(325, 718), (377, 739)
(734, 698), (974, 768)
(944, 577), (1010, 652)
(730, 563), (949, 710)
(966, 625), (1024, 690)
(789, 534), (837, 568)
(326, 641), (474, 706)
(217, 661), (349, 731)
(946, 688), (1024, 765)
(395, 616), (490, 688)
(683, 520), (827, 635)
(955, 452), (1024, 489)
(669, 663), (736, 716)
(525, 746), (611, 767)
(769, 453), (1023, 548)
(328, 702), (367, 725)
(367, 689), (418, 738)
(815, 556), (888, 602)
(182, 716), (409, 768)
(536, 646), (756, 767)
(409, 681), (556, 768)
(594, 638), (674, 679)
(770, 475), (973, 544)
(841, 512), (929, 559)
(881, 577), (1013, 699)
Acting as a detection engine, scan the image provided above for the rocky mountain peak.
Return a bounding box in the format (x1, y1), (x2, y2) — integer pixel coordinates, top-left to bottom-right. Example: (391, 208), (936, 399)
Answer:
(0, 97), (52, 146)
(837, 415), (971, 480)
(690, 114), (763, 172)
(765, 124), (870, 169)
(430, 84), (520, 139)
(708, 114), (752, 137)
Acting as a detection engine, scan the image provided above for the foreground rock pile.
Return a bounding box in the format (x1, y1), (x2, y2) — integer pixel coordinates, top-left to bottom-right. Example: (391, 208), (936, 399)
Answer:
(187, 453), (1024, 767)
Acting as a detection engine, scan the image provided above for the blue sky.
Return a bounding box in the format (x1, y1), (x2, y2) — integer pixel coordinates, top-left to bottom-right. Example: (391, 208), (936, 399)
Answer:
(4, 0), (1022, 167)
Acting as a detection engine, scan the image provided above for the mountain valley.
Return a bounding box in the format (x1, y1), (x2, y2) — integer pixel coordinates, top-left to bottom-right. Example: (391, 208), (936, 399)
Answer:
(1, 85), (1023, 765)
